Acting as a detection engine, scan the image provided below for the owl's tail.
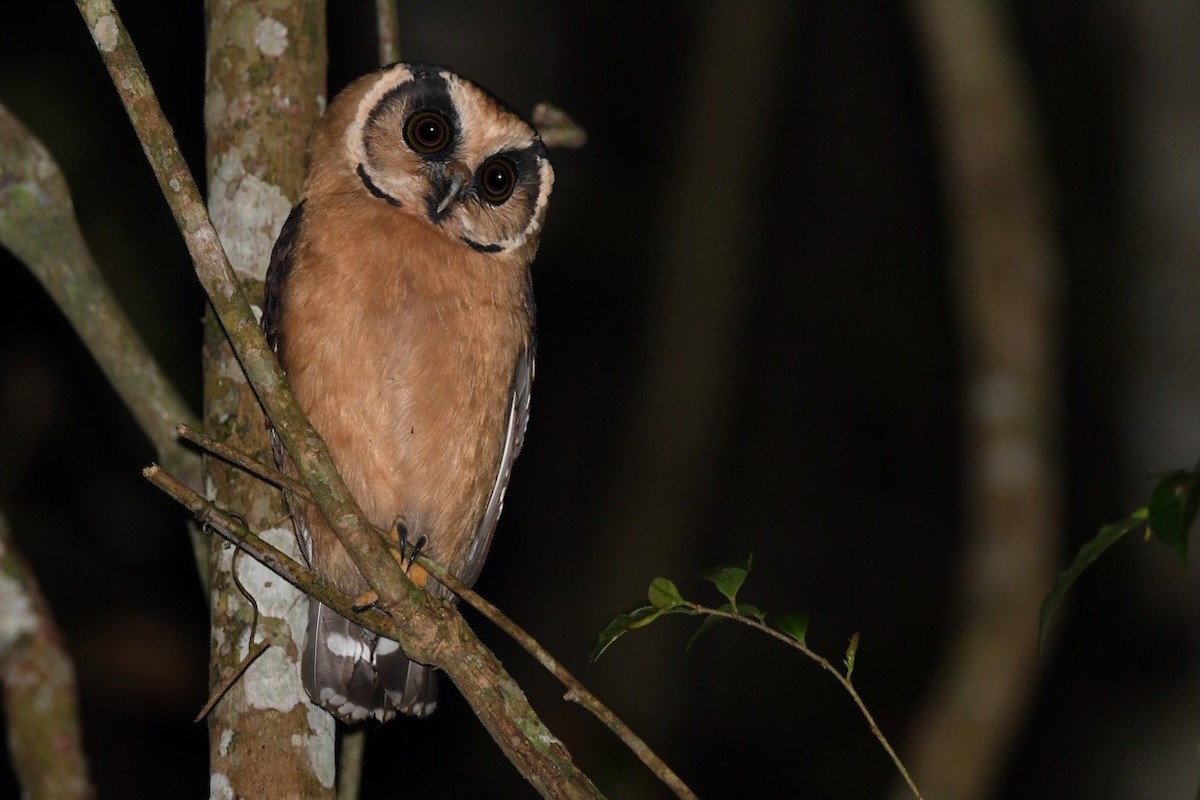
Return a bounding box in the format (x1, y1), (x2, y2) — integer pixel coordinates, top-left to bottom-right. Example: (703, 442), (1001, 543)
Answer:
(302, 599), (437, 723)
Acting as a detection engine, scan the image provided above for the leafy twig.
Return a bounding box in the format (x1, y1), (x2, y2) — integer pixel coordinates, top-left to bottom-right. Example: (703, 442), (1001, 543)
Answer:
(594, 559), (923, 800)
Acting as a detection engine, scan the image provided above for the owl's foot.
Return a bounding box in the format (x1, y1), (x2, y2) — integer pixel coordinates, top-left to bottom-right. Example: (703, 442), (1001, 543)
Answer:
(350, 590), (379, 612)
(389, 517), (429, 587)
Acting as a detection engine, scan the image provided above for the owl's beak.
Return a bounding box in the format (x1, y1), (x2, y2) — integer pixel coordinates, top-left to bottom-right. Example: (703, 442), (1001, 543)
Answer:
(433, 161), (472, 216)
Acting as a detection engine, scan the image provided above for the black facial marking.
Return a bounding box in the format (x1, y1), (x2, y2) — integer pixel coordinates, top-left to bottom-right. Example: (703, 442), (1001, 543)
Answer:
(357, 163), (401, 207)
(366, 69), (460, 164)
(461, 237), (503, 254)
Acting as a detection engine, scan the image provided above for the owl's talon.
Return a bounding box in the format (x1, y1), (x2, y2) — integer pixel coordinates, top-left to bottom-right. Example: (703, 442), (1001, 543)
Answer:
(400, 533), (428, 574)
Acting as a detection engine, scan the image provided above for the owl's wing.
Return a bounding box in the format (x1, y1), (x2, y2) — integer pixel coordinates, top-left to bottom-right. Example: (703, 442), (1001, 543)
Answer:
(262, 201), (309, 565)
(263, 202), (304, 356)
(456, 343), (533, 588)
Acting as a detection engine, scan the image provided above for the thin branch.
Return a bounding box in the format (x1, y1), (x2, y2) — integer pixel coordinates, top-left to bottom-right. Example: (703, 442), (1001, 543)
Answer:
(416, 558), (697, 800)
(173, 425), (697, 799)
(688, 604), (922, 799)
(194, 640), (270, 722)
(0, 511), (95, 800)
(531, 103), (587, 150)
(177, 423), (310, 497)
(375, 0), (400, 65)
(145, 459), (602, 796)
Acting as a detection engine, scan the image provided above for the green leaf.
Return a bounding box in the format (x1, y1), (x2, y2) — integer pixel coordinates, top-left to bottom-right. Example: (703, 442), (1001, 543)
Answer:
(1146, 470), (1200, 565)
(702, 554), (752, 606)
(648, 577), (686, 610)
(1038, 509), (1146, 651)
(685, 614), (725, 651)
(736, 602), (767, 624)
(775, 612), (809, 645)
(844, 632), (860, 679)
(590, 604), (678, 660)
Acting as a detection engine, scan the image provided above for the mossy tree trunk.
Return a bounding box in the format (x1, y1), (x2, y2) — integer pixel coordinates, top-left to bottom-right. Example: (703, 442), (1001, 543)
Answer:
(201, 2), (332, 796)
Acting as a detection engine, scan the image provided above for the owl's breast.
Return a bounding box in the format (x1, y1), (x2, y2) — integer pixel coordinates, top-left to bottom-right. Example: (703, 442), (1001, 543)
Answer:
(280, 200), (532, 567)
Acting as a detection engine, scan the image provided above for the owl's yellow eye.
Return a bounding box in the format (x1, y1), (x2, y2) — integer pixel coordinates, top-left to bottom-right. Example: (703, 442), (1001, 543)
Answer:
(405, 111), (451, 154)
(480, 157), (516, 204)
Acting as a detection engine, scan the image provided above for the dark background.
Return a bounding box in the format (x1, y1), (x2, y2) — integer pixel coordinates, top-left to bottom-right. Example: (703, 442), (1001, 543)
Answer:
(2, 2), (1199, 797)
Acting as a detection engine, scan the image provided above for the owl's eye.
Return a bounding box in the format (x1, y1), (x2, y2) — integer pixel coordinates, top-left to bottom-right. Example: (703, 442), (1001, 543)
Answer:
(480, 157), (517, 204)
(404, 111), (451, 154)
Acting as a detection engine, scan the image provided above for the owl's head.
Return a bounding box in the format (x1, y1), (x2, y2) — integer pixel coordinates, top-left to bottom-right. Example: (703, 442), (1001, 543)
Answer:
(309, 63), (553, 256)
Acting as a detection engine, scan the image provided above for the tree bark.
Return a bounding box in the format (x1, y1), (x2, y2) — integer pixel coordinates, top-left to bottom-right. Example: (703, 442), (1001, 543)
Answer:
(201, 2), (332, 797)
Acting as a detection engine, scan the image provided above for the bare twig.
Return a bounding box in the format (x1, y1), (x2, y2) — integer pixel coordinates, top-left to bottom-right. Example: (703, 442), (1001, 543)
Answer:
(531, 103), (587, 149)
(75, 0), (423, 655)
(194, 640), (271, 722)
(416, 559), (697, 800)
(686, 604), (922, 799)
(177, 423), (310, 497)
(0, 511), (95, 800)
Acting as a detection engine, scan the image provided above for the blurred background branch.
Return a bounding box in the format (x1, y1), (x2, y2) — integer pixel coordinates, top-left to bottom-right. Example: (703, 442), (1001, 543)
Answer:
(0, 104), (205, 579)
(0, 510), (93, 800)
(897, 0), (1062, 797)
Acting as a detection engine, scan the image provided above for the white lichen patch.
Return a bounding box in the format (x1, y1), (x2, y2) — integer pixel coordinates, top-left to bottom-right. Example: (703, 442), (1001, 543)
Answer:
(218, 727), (234, 757)
(210, 772), (233, 800)
(208, 150), (292, 278)
(92, 15), (119, 53)
(305, 704), (336, 788)
(235, 526), (308, 643)
(0, 568), (37, 653)
(254, 16), (288, 58)
(242, 644), (301, 711)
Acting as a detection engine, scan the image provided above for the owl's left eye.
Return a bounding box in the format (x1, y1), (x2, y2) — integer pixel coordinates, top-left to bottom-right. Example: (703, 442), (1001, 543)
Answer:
(404, 111), (451, 154)
(479, 157), (517, 204)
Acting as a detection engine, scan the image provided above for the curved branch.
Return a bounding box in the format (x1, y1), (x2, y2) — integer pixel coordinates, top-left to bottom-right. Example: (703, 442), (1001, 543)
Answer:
(0, 105), (199, 483)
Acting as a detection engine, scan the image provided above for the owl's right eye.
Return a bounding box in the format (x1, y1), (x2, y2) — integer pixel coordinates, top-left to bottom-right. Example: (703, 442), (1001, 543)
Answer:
(404, 111), (451, 154)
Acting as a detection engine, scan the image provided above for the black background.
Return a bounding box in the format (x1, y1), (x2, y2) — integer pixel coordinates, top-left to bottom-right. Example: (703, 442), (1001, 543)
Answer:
(2, 2), (1198, 797)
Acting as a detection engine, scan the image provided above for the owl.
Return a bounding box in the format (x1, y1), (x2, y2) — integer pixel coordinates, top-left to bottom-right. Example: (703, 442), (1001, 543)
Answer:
(262, 62), (553, 722)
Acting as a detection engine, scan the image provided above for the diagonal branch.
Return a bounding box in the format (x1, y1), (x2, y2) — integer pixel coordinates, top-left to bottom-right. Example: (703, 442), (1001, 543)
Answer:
(169, 422), (696, 796)
(74, 1), (601, 794)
